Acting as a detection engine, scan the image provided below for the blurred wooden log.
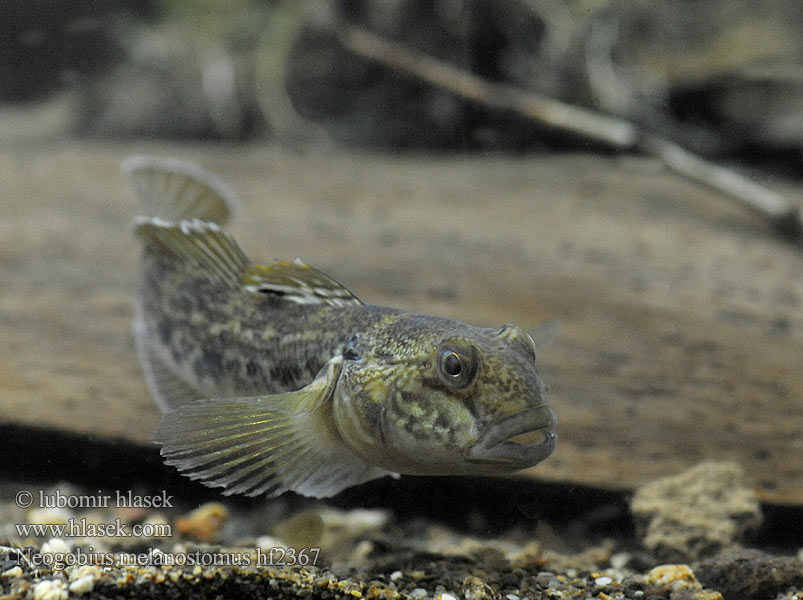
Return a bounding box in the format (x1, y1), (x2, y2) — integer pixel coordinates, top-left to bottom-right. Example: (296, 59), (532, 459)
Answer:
(1, 145), (801, 504)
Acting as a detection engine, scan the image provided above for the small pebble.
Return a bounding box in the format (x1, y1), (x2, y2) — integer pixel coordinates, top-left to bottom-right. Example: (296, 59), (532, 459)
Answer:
(410, 587), (428, 599)
(33, 579), (69, 600)
(506, 594), (520, 600)
(439, 594), (456, 600)
(175, 502), (229, 542)
(350, 539), (374, 562)
(535, 571), (556, 585)
(142, 513), (172, 538)
(595, 576), (613, 586)
(610, 552), (631, 569)
(390, 571), (403, 581)
(1, 566), (23, 578)
(27, 508), (71, 526)
(69, 574), (95, 595)
(255, 535), (288, 551)
(273, 510), (325, 548)
(463, 575), (494, 600)
(41, 538), (71, 555)
(646, 564), (701, 590)
(68, 565), (101, 582)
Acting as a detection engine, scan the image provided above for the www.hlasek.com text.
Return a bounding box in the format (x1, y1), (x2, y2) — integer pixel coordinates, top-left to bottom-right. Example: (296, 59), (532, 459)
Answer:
(15, 518), (172, 539)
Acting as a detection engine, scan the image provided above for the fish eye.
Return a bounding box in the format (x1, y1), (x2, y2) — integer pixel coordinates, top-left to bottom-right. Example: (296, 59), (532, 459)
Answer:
(441, 349), (462, 376)
(435, 340), (479, 389)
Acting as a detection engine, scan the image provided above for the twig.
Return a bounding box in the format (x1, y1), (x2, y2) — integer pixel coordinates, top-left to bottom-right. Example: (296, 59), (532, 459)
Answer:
(335, 25), (803, 244)
(639, 135), (803, 240)
(338, 25), (638, 149)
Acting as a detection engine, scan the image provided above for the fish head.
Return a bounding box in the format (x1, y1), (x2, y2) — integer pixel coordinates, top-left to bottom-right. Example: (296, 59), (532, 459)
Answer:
(332, 315), (557, 476)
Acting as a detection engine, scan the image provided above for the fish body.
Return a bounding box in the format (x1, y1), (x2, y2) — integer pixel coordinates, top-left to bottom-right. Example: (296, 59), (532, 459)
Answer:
(124, 156), (557, 498)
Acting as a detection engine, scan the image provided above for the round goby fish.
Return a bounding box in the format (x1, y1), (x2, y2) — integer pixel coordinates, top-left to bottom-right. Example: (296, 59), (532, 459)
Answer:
(124, 156), (557, 498)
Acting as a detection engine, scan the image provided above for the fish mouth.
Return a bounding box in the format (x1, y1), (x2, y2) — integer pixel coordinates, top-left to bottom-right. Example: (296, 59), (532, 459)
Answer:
(466, 405), (557, 469)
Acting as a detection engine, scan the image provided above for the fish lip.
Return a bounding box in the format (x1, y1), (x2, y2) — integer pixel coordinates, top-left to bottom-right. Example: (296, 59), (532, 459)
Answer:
(466, 405), (557, 468)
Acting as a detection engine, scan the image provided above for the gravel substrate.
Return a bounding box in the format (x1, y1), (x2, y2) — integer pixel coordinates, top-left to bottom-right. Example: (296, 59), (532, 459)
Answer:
(1, 470), (801, 600)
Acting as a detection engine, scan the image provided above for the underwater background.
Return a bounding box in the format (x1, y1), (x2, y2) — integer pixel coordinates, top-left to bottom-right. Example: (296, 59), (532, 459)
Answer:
(1, 2), (802, 599)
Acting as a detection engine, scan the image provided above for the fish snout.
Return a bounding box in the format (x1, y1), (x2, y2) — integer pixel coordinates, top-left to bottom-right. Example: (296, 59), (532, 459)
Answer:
(465, 404), (557, 469)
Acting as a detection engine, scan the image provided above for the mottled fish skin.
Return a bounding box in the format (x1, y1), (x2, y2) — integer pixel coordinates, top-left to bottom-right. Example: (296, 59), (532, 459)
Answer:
(124, 156), (557, 498)
(136, 250), (362, 400)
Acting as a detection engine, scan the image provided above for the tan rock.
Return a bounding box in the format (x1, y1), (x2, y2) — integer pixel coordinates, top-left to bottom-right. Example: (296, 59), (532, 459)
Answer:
(632, 461), (763, 561)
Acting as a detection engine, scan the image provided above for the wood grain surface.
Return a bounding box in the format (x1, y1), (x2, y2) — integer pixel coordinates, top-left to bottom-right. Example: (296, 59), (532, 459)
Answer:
(2, 144), (801, 504)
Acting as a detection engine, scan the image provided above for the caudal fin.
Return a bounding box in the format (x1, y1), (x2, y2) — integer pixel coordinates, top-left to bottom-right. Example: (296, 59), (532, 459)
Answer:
(122, 155), (236, 225)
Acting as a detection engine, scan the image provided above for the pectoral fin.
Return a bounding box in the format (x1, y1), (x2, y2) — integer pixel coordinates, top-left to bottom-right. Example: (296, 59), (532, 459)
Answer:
(153, 358), (392, 498)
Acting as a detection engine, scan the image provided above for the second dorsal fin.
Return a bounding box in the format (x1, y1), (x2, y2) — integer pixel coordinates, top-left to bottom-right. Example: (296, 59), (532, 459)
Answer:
(134, 218), (250, 287)
(243, 259), (362, 307)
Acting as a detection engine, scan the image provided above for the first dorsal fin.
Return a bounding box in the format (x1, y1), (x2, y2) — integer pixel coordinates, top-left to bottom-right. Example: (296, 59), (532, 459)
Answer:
(243, 259), (362, 307)
(134, 218), (250, 287)
(122, 155), (236, 225)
